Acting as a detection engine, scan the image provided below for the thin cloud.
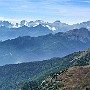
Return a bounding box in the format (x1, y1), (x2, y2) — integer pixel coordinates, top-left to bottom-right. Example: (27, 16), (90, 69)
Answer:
(16, 60), (22, 64)
(0, 0), (90, 24)
(83, 0), (90, 3)
(0, 17), (20, 23)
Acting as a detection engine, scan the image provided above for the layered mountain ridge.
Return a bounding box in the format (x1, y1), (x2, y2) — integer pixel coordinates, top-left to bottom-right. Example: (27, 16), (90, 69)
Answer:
(0, 28), (90, 65)
(0, 20), (90, 41)
(0, 20), (90, 31)
(0, 20), (90, 90)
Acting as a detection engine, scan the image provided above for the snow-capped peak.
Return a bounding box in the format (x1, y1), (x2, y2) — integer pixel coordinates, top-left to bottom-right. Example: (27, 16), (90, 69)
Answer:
(45, 25), (56, 31)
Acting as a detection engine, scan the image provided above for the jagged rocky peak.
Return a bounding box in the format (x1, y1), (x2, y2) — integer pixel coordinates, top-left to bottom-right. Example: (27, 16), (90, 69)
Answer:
(67, 28), (89, 35)
(0, 20), (13, 28)
(20, 20), (28, 26)
(65, 28), (90, 43)
(0, 20), (90, 32)
(35, 20), (45, 23)
(80, 21), (90, 25)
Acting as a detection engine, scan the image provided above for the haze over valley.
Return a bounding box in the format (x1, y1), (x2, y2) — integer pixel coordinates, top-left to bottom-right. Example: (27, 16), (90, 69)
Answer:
(0, 0), (90, 90)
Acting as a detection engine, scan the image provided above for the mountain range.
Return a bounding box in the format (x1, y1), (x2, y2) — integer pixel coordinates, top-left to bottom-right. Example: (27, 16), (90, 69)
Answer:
(0, 20), (90, 32)
(0, 48), (90, 90)
(0, 20), (90, 90)
(0, 28), (90, 65)
(0, 24), (53, 41)
(0, 20), (90, 41)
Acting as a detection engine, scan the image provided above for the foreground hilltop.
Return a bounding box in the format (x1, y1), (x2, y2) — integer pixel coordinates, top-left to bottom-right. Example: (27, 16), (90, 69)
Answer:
(19, 49), (90, 90)
(32, 66), (90, 90)
(0, 48), (90, 90)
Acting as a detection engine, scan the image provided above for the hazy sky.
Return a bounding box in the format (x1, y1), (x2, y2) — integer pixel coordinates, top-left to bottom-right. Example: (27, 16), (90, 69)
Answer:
(0, 0), (90, 24)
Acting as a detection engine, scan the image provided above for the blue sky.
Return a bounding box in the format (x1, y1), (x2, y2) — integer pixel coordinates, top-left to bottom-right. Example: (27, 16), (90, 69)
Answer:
(0, 0), (90, 24)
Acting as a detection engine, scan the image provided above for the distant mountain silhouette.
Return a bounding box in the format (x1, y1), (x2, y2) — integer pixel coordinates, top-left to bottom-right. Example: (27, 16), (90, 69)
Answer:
(0, 24), (53, 41)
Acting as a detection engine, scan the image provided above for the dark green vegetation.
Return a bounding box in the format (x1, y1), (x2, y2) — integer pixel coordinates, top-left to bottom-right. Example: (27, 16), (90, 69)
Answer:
(0, 28), (90, 65)
(0, 57), (72, 90)
(18, 49), (90, 90)
(0, 49), (90, 90)
(24, 66), (90, 90)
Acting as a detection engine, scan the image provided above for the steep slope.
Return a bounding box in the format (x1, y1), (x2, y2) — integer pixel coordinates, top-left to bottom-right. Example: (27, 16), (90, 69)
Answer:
(63, 28), (90, 43)
(33, 66), (90, 90)
(18, 49), (90, 90)
(0, 57), (70, 90)
(0, 49), (90, 90)
(0, 28), (90, 65)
